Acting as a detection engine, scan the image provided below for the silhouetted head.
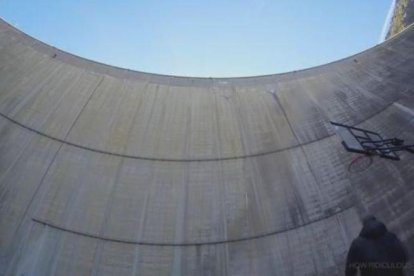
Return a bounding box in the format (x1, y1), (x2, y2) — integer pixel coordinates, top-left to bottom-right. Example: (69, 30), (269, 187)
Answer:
(362, 215), (377, 225)
(360, 215), (388, 239)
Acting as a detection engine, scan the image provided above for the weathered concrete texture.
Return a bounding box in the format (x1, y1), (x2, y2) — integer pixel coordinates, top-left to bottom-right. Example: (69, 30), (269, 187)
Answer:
(0, 18), (413, 275)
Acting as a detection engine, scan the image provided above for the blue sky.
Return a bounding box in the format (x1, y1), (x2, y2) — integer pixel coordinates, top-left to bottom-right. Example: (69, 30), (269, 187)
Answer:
(0, 0), (392, 77)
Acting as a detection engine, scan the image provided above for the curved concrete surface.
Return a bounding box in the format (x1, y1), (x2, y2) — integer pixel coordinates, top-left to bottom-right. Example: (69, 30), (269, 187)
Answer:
(0, 18), (413, 275)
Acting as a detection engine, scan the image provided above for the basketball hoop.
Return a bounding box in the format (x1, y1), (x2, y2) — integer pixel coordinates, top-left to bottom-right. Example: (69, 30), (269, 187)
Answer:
(331, 122), (414, 162)
(330, 121), (414, 172)
(348, 154), (374, 173)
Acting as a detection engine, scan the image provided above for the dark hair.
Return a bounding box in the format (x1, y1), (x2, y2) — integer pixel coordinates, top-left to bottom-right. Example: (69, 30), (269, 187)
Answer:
(362, 215), (377, 225)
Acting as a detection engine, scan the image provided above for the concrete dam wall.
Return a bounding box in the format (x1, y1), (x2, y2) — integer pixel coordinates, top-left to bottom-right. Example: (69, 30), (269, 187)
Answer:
(0, 18), (413, 275)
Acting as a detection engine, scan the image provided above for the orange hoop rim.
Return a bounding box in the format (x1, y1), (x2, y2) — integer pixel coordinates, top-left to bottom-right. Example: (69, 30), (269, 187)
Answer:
(348, 154), (374, 173)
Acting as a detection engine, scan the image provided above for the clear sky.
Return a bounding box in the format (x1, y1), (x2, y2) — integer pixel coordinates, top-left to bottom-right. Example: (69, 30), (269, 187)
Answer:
(0, 0), (392, 77)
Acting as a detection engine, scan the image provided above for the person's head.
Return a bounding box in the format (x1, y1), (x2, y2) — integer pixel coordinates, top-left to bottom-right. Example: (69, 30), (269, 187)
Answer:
(362, 215), (377, 226)
(360, 215), (388, 239)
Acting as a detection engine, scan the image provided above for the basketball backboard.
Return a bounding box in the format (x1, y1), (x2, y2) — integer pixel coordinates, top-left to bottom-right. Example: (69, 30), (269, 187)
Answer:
(331, 122), (400, 160)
